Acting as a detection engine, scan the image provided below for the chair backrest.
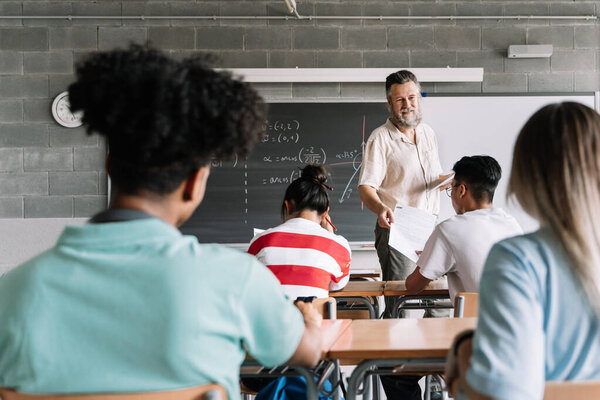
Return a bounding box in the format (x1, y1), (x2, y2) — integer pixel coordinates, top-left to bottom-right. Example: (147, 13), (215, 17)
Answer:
(0, 385), (226, 400)
(543, 381), (600, 400)
(313, 297), (337, 319)
(453, 292), (479, 318)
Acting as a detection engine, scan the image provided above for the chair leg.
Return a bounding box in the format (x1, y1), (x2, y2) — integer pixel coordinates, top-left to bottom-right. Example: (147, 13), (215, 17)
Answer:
(424, 375), (432, 400)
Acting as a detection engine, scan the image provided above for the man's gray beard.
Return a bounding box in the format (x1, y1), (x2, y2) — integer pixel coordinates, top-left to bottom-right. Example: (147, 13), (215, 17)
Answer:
(392, 109), (422, 129)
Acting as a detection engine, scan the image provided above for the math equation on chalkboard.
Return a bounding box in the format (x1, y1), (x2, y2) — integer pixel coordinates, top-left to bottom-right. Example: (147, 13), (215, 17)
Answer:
(181, 102), (390, 243)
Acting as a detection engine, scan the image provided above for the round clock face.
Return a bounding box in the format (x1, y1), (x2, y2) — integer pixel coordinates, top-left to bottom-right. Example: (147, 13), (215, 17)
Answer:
(51, 91), (83, 128)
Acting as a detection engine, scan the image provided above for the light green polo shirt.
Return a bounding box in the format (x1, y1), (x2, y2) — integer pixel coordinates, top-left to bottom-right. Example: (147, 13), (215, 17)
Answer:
(0, 218), (304, 399)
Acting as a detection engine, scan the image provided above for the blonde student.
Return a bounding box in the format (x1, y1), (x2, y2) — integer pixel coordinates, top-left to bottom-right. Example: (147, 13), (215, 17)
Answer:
(248, 164), (351, 299)
(0, 46), (322, 399)
(446, 102), (600, 400)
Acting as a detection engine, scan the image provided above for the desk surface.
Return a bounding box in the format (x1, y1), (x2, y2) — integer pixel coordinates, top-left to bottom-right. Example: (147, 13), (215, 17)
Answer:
(383, 280), (449, 296)
(319, 319), (352, 358)
(329, 281), (385, 297)
(329, 280), (448, 297)
(328, 317), (476, 360)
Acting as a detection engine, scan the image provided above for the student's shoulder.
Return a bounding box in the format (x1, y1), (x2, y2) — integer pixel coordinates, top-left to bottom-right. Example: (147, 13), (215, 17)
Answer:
(435, 214), (466, 237)
(0, 248), (58, 303)
(486, 230), (560, 280)
(492, 230), (546, 254)
(326, 231), (352, 254)
(298, 220), (352, 252)
(182, 237), (266, 273)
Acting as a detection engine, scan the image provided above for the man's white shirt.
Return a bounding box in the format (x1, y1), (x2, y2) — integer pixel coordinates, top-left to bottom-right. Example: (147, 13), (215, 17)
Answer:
(417, 208), (523, 301)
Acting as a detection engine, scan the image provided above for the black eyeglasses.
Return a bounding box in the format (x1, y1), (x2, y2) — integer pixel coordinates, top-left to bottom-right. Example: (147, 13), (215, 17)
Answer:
(445, 184), (459, 197)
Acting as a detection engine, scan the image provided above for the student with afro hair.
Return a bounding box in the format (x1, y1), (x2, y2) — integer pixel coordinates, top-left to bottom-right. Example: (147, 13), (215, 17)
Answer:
(0, 46), (322, 399)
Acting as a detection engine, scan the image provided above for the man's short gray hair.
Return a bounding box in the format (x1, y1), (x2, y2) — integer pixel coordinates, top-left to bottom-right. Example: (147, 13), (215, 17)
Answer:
(385, 70), (421, 98)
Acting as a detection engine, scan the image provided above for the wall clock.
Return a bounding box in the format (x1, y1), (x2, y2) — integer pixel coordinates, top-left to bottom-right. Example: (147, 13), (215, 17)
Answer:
(51, 91), (83, 128)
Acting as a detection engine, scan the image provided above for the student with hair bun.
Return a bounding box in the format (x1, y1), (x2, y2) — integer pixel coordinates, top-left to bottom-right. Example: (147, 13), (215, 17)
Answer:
(0, 46), (322, 399)
(248, 164), (351, 299)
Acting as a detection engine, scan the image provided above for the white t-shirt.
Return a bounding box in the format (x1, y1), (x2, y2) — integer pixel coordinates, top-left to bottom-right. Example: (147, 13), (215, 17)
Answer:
(417, 208), (523, 301)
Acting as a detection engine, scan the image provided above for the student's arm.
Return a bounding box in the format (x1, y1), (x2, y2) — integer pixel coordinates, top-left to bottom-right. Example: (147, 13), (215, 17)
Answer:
(447, 338), (496, 400)
(405, 266), (433, 294)
(239, 258), (321, 369)
(358, 185), (394, 229)
(412, 227), (452, 288)
(329, 238), (351, 291)
(285, 301), (323, 367)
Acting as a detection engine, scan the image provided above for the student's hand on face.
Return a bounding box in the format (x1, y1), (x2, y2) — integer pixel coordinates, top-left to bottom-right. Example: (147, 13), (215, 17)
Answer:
(295, 301), (323, 328)
(320, 212), (334, 233)
(377, 206), (395, 229)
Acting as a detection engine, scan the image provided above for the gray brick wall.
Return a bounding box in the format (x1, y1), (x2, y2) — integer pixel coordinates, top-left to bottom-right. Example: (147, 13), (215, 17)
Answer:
(0, 1), (599, 218)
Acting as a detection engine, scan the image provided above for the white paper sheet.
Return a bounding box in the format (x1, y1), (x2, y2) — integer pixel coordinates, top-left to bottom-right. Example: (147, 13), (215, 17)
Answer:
(429, 172), (455, 192)
(388, 205), (437, 263)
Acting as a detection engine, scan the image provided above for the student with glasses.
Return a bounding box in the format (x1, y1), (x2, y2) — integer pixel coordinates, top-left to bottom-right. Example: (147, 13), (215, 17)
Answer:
(405, 155), (522, 302)
(447, 103), (600, 400)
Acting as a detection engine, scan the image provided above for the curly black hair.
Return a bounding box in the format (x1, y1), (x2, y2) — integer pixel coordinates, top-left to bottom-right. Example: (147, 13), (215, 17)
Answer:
(68, 45), (266, 195)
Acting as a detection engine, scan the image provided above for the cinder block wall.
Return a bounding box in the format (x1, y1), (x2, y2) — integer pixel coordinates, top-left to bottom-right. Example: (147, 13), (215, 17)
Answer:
(0, 1), (599, 219)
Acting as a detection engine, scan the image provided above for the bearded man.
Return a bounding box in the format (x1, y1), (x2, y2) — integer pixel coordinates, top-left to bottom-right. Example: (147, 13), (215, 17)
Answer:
(358, 70), (450, 319)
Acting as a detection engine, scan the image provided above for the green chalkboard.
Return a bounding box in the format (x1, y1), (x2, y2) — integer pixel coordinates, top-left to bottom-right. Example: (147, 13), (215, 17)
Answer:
(180, 102), (390, 243)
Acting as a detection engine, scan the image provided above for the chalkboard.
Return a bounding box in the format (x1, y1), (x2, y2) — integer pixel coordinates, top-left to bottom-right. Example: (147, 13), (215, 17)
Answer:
(181, 102), (389, 243)
(180, 94), (597, 244)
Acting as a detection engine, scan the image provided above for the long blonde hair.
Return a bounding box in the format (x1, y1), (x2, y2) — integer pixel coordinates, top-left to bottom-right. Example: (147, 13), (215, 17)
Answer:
(509, 102), (600, 311)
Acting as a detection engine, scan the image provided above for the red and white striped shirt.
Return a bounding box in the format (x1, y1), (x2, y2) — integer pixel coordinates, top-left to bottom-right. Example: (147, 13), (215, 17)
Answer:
(248, 218), (352, 299)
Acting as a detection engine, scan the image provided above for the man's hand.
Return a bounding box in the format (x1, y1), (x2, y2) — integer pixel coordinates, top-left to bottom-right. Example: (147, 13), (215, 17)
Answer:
(295, 301), (323, 328)
(358, 185), (395, 229)
(377, 205), (395, 229)
(438, 173), (454, 191)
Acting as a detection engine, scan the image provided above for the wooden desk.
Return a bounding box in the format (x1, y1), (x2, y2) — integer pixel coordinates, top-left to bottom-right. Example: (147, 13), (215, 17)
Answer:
(328, 318), (477, 400)
(318, 319), (352, 359)
(383, 280), (448, 296)
(330, 281), (384, 297)
(330, 281), (384, 319)
(383, 280), (451, 318)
